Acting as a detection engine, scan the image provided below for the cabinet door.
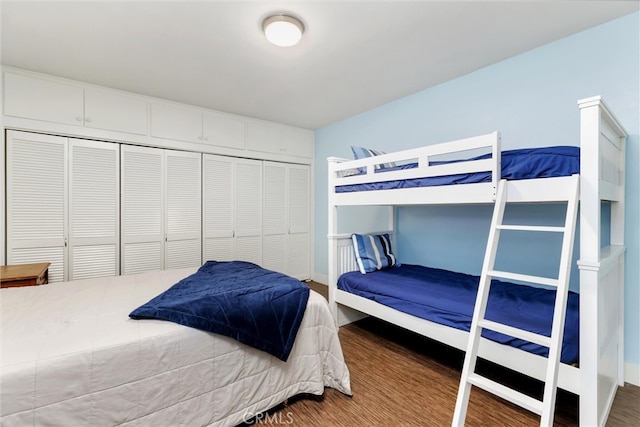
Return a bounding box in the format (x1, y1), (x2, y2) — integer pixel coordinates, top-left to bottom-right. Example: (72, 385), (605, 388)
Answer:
(4, 72), (84, 126)
(69, 139), (120, 280)
(165, 151), (202, 269)
(203, 112), (246, 150)
(121, 145), (164, 274)
(84, 88), (148, 135)
(203, 154), (235, 262)
(6, 131), (68, 283)
(246, 122), (283, 154)
(287, 165), (310, 279)
(235, 159), (263, 265)
(262, 162), (288, 274)
(282, 128), (314, 158)
(150, 102), (202, 144)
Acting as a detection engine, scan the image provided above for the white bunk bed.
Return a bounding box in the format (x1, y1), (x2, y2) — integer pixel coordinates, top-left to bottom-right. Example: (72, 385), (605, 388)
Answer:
(327, 96), (626, 426)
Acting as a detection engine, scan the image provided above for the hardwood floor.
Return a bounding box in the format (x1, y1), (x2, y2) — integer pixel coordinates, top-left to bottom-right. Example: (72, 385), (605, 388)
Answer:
(255, 282), (639, 426)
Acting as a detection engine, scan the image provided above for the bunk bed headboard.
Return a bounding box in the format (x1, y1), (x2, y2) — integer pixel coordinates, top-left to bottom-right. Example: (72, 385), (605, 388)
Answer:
(577, 95), (627, 426)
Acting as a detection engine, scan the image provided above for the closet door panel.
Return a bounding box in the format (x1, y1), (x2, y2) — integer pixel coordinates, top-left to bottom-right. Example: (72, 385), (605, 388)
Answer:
(204, 238), (234, 262)
(287, 233), (310, 280)
(166, 151), (202, 269)
(262, 162), (287, 273)
(235, 159), (263, 264)
(263, 234), (287, 274)
(11, 248), (65, 284)
(6, 131), (68, 282)
(263, 163), (287, 235)
(287, 165), (310, 279)
(69, 139), (119, 280)
(288, 165), (310, 233)
(121, 145), (164, 275)
(235, 236), (263, 265)
(203, 155), (235, 262)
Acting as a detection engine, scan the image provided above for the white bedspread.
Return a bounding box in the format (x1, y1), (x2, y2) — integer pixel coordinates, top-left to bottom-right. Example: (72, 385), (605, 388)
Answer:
(0, 268), (351, 426)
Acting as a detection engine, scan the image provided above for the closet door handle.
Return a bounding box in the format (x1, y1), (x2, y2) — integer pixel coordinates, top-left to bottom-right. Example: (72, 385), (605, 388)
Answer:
(85, 117), (92, 123)
(76, 116), (83, 121)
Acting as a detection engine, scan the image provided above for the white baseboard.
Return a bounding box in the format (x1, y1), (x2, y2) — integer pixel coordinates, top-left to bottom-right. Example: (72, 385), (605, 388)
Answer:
(312, 273), (328, 285)
(625, 361), (640, 386)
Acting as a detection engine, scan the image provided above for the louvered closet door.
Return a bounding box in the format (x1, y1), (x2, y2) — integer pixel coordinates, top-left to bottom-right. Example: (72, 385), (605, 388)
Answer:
(287, 165), (310, 279)
(121, 145), (164, 275)
(262, 162), (288, 274)
(165, 150), (202, 269)
(69, 139), (119, 280)
(6, 131), (68, 283)
(203, 154), (235, 262)
(235, 158), (263, 265)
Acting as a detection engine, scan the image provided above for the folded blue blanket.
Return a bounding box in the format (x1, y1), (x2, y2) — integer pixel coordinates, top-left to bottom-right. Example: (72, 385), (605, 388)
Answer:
(130, 261), (310, 361)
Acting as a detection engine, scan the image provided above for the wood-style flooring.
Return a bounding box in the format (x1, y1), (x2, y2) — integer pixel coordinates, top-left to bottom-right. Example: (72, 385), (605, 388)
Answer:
(253, 282), (640, 426)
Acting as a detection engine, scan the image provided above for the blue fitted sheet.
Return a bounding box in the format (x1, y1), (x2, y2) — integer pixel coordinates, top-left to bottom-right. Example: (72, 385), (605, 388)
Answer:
(338, 264), (579, 364)
(336, 146), (579, 193)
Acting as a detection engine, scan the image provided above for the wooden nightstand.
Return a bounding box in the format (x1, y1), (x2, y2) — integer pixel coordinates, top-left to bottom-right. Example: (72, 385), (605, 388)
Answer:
(0, 263), (51, 288)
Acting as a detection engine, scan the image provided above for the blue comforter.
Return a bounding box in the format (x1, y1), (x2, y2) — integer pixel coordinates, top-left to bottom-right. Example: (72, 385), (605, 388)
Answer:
(338, 264), (579, 364)
(130, 261), (310, 361)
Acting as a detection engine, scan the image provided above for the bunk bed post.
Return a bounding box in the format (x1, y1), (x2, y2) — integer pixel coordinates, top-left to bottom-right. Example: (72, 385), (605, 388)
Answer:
(327, 157), (340, 324)
(577, 96), (627, 427)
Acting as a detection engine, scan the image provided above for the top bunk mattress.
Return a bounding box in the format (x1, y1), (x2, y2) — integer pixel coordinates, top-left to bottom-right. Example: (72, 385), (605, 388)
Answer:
(337, 263), (579, 364)
(335, 146), (579, 193)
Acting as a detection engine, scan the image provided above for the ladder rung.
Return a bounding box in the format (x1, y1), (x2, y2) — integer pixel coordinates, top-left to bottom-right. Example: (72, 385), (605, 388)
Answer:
(467, 373), (543, 415)
(497, 224), (565, 233)
(478, 319), (551, 347)
(488, 270), (558, 287)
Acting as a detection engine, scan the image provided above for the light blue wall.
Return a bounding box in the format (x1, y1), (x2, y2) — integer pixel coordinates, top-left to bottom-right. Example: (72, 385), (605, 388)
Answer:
(314, 13), (639, 370)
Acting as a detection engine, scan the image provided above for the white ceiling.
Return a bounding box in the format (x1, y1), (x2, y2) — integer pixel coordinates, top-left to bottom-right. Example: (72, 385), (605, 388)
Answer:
(1, 1), (638, 130)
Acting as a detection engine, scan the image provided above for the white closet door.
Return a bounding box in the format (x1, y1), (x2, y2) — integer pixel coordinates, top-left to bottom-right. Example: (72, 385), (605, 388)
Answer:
(68, 139), (119, 280)
(235, 158), (263, 265)
(262, 162), (287, 274)
(203, 154), (235, 262)
(6, 131), (68, 283)
(287, 165), (310, 279)
(121, 145), (164, 274)
(165, 150), (202, 269)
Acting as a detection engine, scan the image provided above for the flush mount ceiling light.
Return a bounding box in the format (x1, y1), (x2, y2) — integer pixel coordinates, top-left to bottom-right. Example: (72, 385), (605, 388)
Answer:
(262, 14), (305, 47)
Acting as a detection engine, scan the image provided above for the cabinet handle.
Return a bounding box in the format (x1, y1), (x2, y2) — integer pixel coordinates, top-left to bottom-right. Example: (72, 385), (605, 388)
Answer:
(203, 136), (209, 141)
(76, 116), (83, 121)
(85, 117), (92, 123)
(198, 136), (203, 140)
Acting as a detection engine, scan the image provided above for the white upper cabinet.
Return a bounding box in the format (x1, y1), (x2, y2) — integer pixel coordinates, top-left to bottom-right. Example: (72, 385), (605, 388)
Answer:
(151, 102), (246, 150)
(283, 127), (314, 158)
(247, 121), (313, 158)
(4, 72), (84, 126)
(3, 72), (148, 135)
(84, 88), (148, 135)
(202, 111), (246, 149)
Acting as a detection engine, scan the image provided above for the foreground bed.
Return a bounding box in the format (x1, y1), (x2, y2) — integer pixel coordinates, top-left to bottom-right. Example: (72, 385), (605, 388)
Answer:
(0, 267), (351, 426)
(327, 96), (626, 425)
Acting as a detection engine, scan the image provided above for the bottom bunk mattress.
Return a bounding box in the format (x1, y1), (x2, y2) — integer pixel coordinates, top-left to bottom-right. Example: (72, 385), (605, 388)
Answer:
(1, 267), (351, 427)
(337, 264), (579, 364)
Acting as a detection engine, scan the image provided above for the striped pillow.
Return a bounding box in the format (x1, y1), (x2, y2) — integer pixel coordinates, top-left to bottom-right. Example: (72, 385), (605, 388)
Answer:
(351, 146), (396, 171)
(351, 233), (398, 274)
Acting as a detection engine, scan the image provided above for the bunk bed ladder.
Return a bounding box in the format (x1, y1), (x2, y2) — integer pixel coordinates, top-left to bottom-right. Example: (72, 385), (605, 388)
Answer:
(452, 176), (580, 427)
